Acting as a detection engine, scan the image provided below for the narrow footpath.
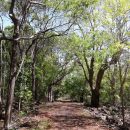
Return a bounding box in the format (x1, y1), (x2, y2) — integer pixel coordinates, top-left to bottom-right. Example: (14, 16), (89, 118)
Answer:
(25, 101), (111, 130)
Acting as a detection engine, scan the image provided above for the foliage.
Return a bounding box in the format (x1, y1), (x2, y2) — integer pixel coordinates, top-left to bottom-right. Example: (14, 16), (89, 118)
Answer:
(0, 0), (130, 129)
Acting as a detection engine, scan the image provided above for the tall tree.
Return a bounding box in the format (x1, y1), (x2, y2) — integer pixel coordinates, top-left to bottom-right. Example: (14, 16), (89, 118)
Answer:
(118, 50), (130, 129)
(0, 0), (74, 129)
(65, 0), (130, 107)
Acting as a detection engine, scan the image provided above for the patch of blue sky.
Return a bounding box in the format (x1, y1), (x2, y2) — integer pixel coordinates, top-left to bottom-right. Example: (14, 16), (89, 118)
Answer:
(0, 14), (12, 28)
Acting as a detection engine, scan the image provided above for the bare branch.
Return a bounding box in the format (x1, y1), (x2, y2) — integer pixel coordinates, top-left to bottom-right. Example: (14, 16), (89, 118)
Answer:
(29, 0), (46, 7)
(83, 50), (90, 71)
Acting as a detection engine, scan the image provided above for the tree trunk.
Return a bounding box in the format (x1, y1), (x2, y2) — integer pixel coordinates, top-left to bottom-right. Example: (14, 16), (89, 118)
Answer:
(4, 42), (17, 130)
(48, 86), (51, 102)
(4, 76), (16, 130)
(4, 0), (21, 129)
(121, 86), (125, 128)
(31, 43), (37, 102)
(0, 41), (3, 119)
(91, 89), (100, 108)
(50, 88), (53, 102)
(111, 85), (116, 105)
(35, 78), (38, 102)
(48, 86), (53, 102)
(18, 98), (21, 113)
(0, 81), (2, 119)
(3, 46), (7, 102)
(80, 91), (84, 102)
(90, 65), (107, 108)
(18, 80), (22, 113)
(32, 60), (36, 101)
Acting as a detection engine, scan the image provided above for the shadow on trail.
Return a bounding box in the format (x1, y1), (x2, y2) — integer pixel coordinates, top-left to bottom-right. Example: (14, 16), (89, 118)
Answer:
(49, 115), (99, 129)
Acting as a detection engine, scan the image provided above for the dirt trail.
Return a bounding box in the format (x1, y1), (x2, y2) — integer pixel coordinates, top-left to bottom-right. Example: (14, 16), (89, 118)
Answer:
(34, 101), (111, 130)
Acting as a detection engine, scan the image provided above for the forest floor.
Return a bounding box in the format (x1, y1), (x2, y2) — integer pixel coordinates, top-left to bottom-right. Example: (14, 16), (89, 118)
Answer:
(18, 101), (112, 130)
